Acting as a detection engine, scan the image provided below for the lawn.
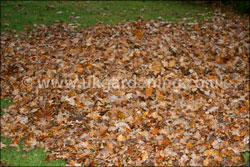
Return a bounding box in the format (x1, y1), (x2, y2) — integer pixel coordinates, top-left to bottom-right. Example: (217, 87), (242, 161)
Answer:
(1, 1), (212, 33)
(1, 1), (249, 166)
(1, 137), (66, 166)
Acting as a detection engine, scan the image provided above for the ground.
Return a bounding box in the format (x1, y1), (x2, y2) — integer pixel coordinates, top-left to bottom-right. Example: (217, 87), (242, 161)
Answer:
(0, 1), (249, 166)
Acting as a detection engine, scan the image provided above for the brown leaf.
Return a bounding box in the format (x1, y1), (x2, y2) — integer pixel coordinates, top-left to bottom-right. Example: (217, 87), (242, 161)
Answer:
(150, 127), (159, 135)
(158, 137), (170, 146)
(133, 29), (143, 37)
(145, 88), (154, 96)
(106, 142), (114, 152)
(100, 125), (108, 135)
(76, 66), (84, 73)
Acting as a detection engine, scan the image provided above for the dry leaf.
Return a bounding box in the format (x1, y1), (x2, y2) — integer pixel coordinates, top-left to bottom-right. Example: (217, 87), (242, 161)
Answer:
(100, 125), (108, 135)
(145, 88), (154, 96)
(203, 149), (215, 156)
(169, 60), (176, 67)
(0, 142), (6, 149)
(76, 66), (84, 73)
(186, 141), (194, 149)
(117, 134), (127, 142)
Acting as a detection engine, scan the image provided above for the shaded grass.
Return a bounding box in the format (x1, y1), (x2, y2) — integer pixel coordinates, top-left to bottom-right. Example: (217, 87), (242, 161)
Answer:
(241, 152), (250, 166)
(0, 99), (12, 114)
(1, 1), (212, 33)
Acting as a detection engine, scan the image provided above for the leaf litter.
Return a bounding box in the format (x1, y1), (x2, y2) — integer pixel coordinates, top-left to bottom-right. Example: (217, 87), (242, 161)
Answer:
(1, 11), (249, 166)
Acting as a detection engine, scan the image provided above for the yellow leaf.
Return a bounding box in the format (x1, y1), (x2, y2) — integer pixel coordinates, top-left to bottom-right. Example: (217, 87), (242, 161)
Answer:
(87, 62), (92, 67)
(186, 141), (193, 149)
(203, 149), (215, 156)
(26, 86), (33, 92)
(114, 91), (125, 96)
(169, 60), (176, 67)
(119, 113), (126, 119)
(104, 52), (110, 57)
(70, 91), (76, 97)
(203, 158), (210, 166)
(117, 134), (127, 142)
(152, 61), (162, 71)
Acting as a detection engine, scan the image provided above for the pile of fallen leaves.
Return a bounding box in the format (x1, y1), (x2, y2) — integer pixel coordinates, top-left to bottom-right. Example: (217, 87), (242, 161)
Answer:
(1, 11), (249, 166)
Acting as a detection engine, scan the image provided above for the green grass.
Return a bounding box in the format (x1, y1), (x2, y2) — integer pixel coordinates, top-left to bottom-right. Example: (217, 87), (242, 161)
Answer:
(0, 99), (12, 114)
(1, 1), (212, 33)
(241, 152), (250, 166)
(0, 99), (67, 166)
(1, 137), (66, 166)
